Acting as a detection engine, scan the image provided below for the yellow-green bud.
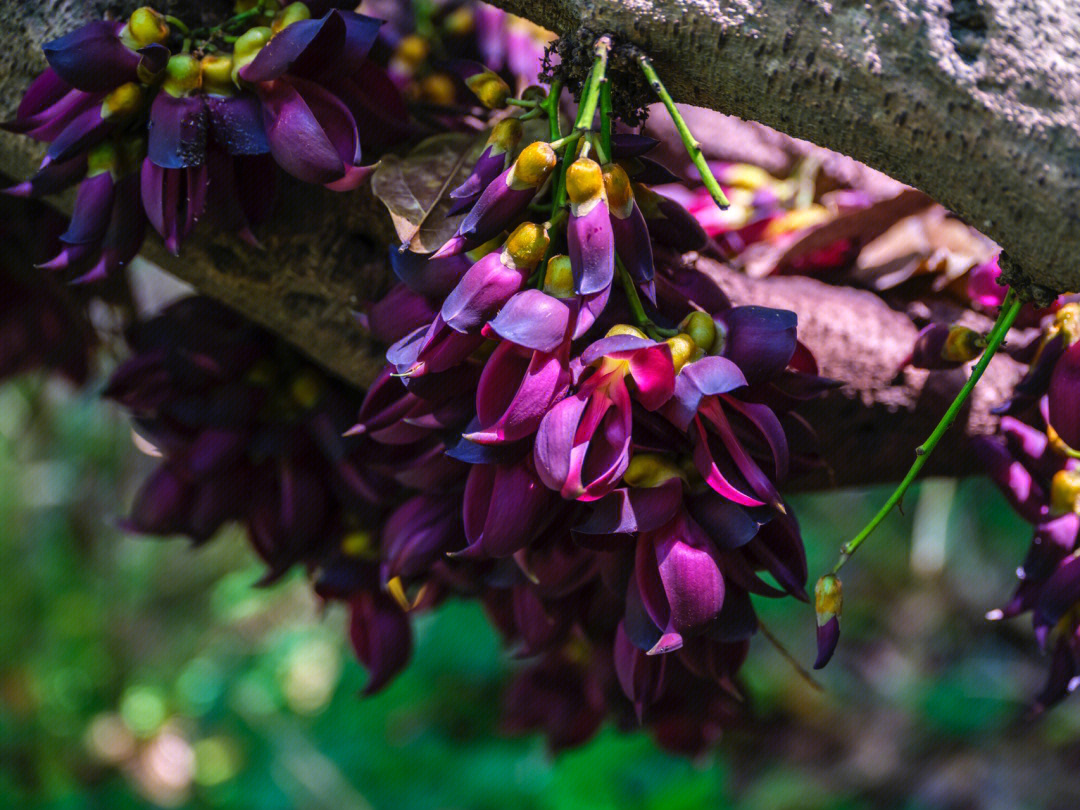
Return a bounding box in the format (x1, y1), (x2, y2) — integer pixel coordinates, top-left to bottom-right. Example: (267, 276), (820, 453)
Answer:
(511, 142), (557, 187)
(602, 163), (634, 214)
(543, 255), (575, 299)
(127, 7), (170, 47)
(814, 574), (843, 623)
(680, 311), (717, 351)
(86, 141), (120, 177)
(201, 54), (235, 96)
(271, 2), (311, 34)
(623, 453), (685, 488)
(102, 83), (145, 119)
(394, 35), (430, 69)
(340, 530), (376, 559)
(1054, 302), (1080, 346)
(606, 324), (647, 340)
(941, 325), (984, 363)
(708, 319), (729, 356)
(162, 54), (202, 97)
(232, 27), (273, 83)
(465, 70), (511, 109)
(520, 85), (547, 104)
(487, 118), (523, 154)
(290, 370), (322, 409)
(419, 73), (457, 106)
(1051, 469), (1080, 515)
(465, 233), (506, 262)
(443, 6), (474, 36)
(666, 334), (702, 373)
(504, 222), (549, 270)
(566, 158), (604, 205)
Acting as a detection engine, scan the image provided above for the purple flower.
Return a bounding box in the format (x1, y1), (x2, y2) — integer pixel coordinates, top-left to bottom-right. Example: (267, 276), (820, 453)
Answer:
(566, 157), (615, 295)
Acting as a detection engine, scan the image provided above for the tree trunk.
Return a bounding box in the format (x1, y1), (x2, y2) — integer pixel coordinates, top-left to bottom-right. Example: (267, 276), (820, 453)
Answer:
(0, 0), (1037, 488)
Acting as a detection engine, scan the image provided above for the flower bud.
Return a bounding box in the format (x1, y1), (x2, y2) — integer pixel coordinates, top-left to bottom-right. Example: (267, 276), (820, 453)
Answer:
(127, 7), (170, 47)
(271, 2), (312, 34)
(393, 35), (429, 70)
(543, 255), (575, 299)
(102, 82), (144, 119)
(679, 311), (717, 351)
(1054, 303), (1080, 346)
(602, 162), (634, 215)
(504, 222), (549, 270)
(606, 324), (647, 340)
(488, 117), (522, 153)
(232, 27), (273, 83)
(162, 53), (202, 97)
(521, 85), (547, 104)
(1050, 469), (1080, 516)
(510, 142), (556, 188)
(444, 6), (474, 35)
(86, 141), (120, 177)
(341, 530), (377, 560)
(465, 70), (511, 109)
(665, 334), (702, 373)
(623, 453), (684, 488)
(566, 158), (604, 205)
(813, 573), (842, 670)
(941, 325), (984, 363)
(290, 369), (322, 409)
(201, 54), (235, 95)
(419, 73), (457, 106)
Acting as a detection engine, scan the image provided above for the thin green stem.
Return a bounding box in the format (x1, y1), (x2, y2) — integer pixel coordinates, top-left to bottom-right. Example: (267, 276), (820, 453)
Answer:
(545, 78), (564, 142)
(573, 36), (612, 133)
(599, 79), (613, 163)
(832, 290), (1023, 574)
(636, 53), (730, 209)
(617, 260), (675, 340)
(505, 98), (538, 108)
(165, 15), (191, 36)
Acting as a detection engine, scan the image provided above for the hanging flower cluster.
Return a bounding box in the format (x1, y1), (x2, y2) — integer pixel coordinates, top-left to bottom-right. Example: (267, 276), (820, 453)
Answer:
(3, 1), (404, 281)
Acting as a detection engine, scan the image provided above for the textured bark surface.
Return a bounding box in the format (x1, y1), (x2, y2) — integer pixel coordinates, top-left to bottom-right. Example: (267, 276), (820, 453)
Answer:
(0, 0), (1037, 488)
(492, 0), (1080, 300)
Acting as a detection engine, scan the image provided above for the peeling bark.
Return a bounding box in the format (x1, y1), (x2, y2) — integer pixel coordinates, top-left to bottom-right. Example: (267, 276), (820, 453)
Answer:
(0, 0), (1040, 488)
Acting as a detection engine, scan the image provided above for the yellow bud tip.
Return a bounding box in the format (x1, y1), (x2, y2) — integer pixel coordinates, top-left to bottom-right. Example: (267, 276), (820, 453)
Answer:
(1054, 302), (1080, 345)
(488, 118), (523, 152)
(1050, 468), (1080, 515)
(163, 54), (202, 96)
(505, 222), (549, 269)
(385, 577), (412, 612)
(233, 25), (273, 59)
(623, 453), (685, 488)
(419, 73), (457, 106)
(102, 83), (144, 119)
(340, 530), (374, 557)
(814, 574), (843, 618)
(271, 2), (312, 34)
(679, 311), (717, 351)
(86, 141), (120, 176)
(566, 158), (605, 205)
(465, 233), (506, 261)
(395, 34), (430, 68)
(602, 163), (634, 211)
(665, 334), (701, 373)
(605, 324), (647, 339)
(942, 325), (985, 363)
(465, 70), (511, 109)
(128, 7), (170, 47)
(290, 370), (322, 409)
(201, 55), (235, 95)
(443, 7), (475, 36)
(512, 142), (557, 187)
(543, 255), (575, 299)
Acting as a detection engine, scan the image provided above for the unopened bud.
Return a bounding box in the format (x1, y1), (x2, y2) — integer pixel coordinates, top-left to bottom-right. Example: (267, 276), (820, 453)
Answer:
(290, 370), (322, 409)
(606, 324), (647, 340)
(487, 118), (522, 154)
(504, 222), (549, 269)
(443, 6), (474, 36)
(1054, 303), (1080, 346)
(511, 142), (556, 187)
(162, 53), (202, 97)
(201, 54), (235, 95)
(102, 83), (144, 119)
(680, 311), (717, 351)
(566, 158), (604, 205)
(602, 163), (634, 214)
(394, 35), (429, 69)
(623, 453), (684, 488)
(86, 141), (120, 177)
(1051, 469), (1080, 515)
(543, 255), (575, 299)
(271, 2), (312, 34)
(419, 73), (457, 106)
(521, 85), (548, 104)
(128, 7), (170, 47)
(465, 70), (511, 109)
(941, 325), (984, 363)
(813, 573), (842, 670)
(232, 27), (273, 83)
(666, 334), (702, 373)
(341, 530), (376, 559)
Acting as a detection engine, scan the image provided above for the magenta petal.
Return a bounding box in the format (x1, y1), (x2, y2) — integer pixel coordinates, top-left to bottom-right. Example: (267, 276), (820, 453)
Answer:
(581, 334), (656, 365)
(43, 21), (139, 92)
(627, 344), (676, 411)
(441, 251), (527, 334)
(644, 513), (726, 642)
(666, 355), (747, 431)
(457, 169), (537, 243)
(691, 415), (766, 508)
(534, 393), (589, 497)
(241, 12), (347, 82)
(488, 290), (572, 352)
(257, 79), (347, 184)
(60, 171), (115, 244)
(448, 147), (507, 214)
(971, 436), (1048, 523)
(569, 200), (615, 295)
(462, 461), (553, 557)
(1049, 341), (1080, 450)
(472, 342), (569, 444)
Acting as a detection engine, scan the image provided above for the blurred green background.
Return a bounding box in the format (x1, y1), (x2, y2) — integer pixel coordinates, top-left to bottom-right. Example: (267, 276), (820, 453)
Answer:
(3, 376), (1080, 810)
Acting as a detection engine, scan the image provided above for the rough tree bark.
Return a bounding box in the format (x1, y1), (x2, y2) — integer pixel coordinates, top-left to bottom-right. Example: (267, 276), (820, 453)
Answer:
(0, 0), (1043, 488)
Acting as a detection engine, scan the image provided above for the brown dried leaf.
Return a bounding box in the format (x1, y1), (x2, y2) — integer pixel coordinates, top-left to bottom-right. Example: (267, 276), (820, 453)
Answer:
(371, 132), (485, 253)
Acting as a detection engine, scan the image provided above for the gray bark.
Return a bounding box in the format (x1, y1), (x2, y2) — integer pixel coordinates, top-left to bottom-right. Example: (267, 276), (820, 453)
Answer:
(0, 0), (1040, 488)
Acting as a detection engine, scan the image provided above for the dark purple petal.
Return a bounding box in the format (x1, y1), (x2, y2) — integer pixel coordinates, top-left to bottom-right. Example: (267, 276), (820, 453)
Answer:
(686, 491), (763, 551)
(610, 134), (659, 158)
(716, 306), (798, 384)
(205, 93), (270, 155)
(613, 621), (667, 721)
(1037, 555), (1080, 628)
(349, 591), (412, 694)
(461, 461), (554, 558)
(43, 21), (139, 92)
(60, 171), (115, 244)
(1049, 341), (1080, 450)
(389, 245), (472, 298)
(441, 251), (528, 333)
(569, 199), (615, 295)
(691, 415), (766, 508)
(381, 493), (463, 581)
(363, 283), (438, 344)
(339, 12), (383, 72)
(148, 93), (208, 169)
(447, 147), (506, 214)
(46, 105), (110, 164)
(4, 154), (86, 198)
(256, 78), (348, 184)
(241, 12), (347, 83)
(573, 479), (684, 541)
(611, 201), (654, 283)
(454, 167), (536, 245)
(996, 333), (1066, 416)
(813, 616), (841, 669)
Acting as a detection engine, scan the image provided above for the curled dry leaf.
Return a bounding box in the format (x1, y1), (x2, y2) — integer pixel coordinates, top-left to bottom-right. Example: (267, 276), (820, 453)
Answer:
(372, 132), (485, 253)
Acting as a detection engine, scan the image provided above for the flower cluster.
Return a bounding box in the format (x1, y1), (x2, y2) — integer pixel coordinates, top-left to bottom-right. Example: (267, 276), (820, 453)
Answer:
(974, 414), (1080, 711)
(3, 2), (404, 280)
(357, 103), (834, 748)
(104, 296), (413, 692)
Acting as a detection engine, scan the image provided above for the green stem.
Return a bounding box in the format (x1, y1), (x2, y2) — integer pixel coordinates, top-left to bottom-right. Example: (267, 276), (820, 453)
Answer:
(165, 15), (190, 36)
(545, 78), (564, 142)
(574, 36), (611, 133)
(505, 98), (538, 108)
(832, 290), (1023, 574)
(599, 79), (613, 164)
(636, 54), (730, 209)
(617, 260), (675, 340)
